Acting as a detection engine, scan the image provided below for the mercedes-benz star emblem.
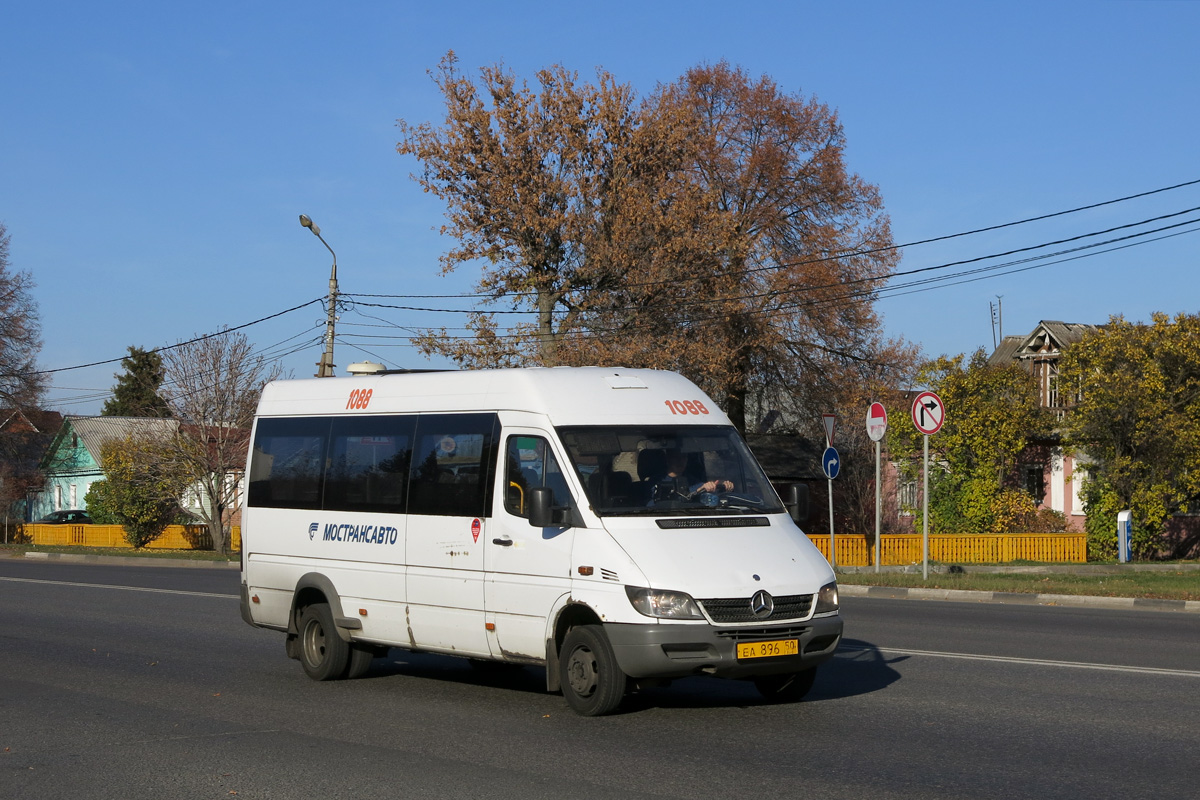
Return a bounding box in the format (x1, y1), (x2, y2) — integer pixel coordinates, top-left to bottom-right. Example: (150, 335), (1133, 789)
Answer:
(750, 590), (774, 619)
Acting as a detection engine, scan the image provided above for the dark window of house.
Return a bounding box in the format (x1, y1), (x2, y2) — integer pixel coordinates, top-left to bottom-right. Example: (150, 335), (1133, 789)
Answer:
(899, 478), (918, 515)
(324, 416), (416, 513)
(407, 414), (499, 518)
(1023, 464), (1045, 505)
(248, 417), (331, 509)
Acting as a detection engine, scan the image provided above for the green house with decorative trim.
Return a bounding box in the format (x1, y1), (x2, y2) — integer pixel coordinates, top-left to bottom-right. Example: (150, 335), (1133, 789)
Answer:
(34, 416), (178, 520)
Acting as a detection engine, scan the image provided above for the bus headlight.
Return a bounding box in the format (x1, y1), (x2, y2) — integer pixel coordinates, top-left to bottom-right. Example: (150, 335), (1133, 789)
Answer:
(626, 586), (704, 620)
(815, 581), (839, 614)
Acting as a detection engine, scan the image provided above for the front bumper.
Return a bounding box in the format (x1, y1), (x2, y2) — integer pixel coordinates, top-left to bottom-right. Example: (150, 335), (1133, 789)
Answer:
(604, 613), (843, 680)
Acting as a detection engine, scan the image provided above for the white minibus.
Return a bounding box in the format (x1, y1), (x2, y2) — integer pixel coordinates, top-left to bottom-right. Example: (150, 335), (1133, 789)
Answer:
(239, 367), (842, 715)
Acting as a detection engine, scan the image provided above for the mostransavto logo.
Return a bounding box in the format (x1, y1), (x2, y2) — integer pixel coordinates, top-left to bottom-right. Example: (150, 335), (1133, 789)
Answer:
(318, 522), (400, 545)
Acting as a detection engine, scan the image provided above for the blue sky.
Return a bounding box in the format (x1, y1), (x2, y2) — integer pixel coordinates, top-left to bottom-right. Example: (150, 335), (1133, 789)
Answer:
(2, 1), (1197, 415)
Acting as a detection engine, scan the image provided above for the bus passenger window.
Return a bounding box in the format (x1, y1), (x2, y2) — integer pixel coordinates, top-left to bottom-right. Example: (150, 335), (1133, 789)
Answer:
(407, 414), (498, 518)
(325, 416), (415, 513)
(247, 417), (330, 509)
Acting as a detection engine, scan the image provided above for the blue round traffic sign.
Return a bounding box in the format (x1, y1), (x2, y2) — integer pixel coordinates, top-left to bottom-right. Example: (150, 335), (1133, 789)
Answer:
(822, 446), (841, 479)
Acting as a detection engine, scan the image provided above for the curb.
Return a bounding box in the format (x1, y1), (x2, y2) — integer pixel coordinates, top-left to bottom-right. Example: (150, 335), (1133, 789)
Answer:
(839, 583), (1200, 614)
(21, 552), (240, 569)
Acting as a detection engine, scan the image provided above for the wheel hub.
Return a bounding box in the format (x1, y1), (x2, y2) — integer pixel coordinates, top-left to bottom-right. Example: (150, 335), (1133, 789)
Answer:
(304, 620), (327, 663)
(566, 646), (597, 696)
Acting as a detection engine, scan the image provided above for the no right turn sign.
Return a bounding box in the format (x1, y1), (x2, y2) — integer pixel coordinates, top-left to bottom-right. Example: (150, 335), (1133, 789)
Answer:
(911, 391), (945, 435)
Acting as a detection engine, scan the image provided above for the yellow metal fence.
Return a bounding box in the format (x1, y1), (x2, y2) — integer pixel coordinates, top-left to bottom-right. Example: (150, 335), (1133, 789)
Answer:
(24, 523), (242, 552)
(19, 523), (1078, 564)
(806, 533), (1087, 566)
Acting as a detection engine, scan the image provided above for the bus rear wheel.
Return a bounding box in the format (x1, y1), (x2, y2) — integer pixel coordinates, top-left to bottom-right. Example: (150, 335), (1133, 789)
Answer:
(298, 602), (350, 681)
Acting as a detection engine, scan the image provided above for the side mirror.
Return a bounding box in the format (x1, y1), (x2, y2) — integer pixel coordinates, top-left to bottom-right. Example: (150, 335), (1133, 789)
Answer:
(530, 485), (580, 528)
(785, 483), (810, 525)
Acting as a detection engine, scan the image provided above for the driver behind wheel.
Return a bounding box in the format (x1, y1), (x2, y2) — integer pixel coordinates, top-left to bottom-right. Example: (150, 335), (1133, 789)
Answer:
(651, 449), (733, 504)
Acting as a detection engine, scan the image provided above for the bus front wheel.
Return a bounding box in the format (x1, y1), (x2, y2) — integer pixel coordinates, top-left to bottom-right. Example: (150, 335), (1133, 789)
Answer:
(559, 625), (626, 716)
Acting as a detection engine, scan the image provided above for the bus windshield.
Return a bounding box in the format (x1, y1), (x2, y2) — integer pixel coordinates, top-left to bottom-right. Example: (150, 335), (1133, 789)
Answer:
(557, 425), (784, 516)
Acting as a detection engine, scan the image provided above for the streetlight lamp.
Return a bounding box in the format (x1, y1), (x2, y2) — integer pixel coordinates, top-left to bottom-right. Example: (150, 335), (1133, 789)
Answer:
(299, 214), (338, 378)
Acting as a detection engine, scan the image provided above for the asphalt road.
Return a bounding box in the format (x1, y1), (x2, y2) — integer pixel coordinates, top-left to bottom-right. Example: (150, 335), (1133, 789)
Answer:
(2, 558), (1198, 799)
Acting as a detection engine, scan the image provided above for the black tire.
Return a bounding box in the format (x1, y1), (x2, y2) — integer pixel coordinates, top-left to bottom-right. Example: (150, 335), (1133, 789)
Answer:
(297, 603), (350, 681)
(344, 644), (375, 679)
(559, 625), (626, 716)
(753, 667), (818, 703)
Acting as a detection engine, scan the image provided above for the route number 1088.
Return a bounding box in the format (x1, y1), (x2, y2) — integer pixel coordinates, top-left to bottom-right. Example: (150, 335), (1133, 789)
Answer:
(346, 388), (373, 410)
(665, 400), (709, 415)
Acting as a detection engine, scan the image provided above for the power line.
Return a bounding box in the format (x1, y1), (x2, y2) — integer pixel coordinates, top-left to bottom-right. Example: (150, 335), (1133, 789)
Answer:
(343, 205), (1200, 322)
(348, 176), (1200, 302)
(334, 217), (1200, 346)
(28, 178), (1200, 383)
(29, 298), (323, 377)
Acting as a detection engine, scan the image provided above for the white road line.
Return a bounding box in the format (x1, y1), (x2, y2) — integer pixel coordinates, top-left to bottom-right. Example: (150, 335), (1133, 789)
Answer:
(0, 575), (237, 599)
(839, 644), (1200, 678)
(8, 575), (1195, 678)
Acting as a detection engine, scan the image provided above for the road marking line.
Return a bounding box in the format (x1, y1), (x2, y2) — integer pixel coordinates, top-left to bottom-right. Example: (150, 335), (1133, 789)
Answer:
(839, 644), (1200, 677)
(0, 575), (237, 599)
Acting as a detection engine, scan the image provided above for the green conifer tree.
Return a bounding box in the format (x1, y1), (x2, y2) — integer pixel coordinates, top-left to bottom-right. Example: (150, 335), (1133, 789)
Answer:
(102, 346), (171, 417)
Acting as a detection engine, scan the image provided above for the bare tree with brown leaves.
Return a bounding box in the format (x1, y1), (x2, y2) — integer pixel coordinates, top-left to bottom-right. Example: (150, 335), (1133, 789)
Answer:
(0, 222), (50, 520)
(158, 330), (283, 553)
(398, 57), (917, 435)
(397, 52), (678, 367)
(566, 62), (914, 433)
(0, 222), (46, 412)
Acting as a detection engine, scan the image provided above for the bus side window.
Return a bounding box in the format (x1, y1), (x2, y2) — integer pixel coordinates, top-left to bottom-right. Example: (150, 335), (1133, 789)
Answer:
(325, 416), (415, 513)
(407, 414), (499, 518)
(247, 417), (330, 509)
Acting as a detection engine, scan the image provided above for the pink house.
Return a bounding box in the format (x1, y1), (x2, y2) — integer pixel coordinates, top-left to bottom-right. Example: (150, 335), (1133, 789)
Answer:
(988, 320), (1099, 532)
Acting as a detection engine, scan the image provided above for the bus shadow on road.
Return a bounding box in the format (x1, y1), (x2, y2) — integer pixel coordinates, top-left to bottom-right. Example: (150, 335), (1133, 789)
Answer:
(369, 651), (550, 695)
(361, 638), (904, 712)
(622, 638), (905, 711)
(811, 638), (906, 700)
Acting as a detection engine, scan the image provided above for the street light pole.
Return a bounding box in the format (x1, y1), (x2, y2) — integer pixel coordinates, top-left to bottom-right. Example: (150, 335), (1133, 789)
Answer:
(299, 214), (338, 378)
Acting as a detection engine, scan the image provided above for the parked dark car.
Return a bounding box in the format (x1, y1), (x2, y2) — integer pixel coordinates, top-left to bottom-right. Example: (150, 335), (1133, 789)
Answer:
(37, 510), (93, 524)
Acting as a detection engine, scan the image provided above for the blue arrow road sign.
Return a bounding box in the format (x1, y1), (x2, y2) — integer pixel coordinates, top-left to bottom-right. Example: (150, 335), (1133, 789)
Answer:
(822, 446), (840, 479)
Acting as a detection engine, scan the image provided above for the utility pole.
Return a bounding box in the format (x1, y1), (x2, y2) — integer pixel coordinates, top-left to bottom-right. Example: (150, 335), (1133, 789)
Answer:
(990, 301), (998, 349)
(299, 214), (338, 377)
(995, 295), (1003, 344)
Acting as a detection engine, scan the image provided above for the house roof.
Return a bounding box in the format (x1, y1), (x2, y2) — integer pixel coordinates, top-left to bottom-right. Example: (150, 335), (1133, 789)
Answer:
(0, 408), (64, 434)
(986, 334), (1026, 367)
(989, 321), (1099, 365)
(1015, 321), (1098, 358)
(59, 416), (179, 463)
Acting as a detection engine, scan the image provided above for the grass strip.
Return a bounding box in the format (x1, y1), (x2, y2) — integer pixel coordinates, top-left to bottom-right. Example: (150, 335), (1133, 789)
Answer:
(837, 570), (1200, 601)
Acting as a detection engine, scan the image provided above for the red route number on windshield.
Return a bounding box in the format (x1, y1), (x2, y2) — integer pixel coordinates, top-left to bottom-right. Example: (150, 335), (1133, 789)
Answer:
(346, 388), (373, 410)
(664, 400), (710, 415)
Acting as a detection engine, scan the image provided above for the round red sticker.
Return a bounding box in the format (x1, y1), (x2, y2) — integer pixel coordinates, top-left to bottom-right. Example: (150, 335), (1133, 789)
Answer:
(471, 518), (481, 543)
